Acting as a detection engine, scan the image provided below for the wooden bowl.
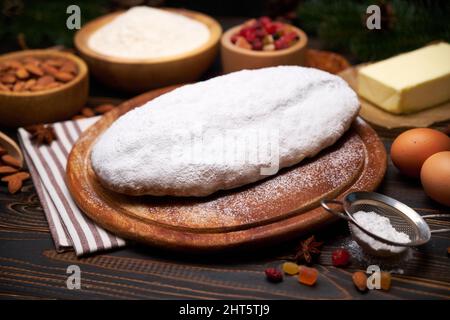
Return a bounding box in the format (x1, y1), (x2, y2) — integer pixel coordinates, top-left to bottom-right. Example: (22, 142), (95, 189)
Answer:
(74, 9), (222, 93)
(221, 24), (308, 74)
(0, 50), (88, 128)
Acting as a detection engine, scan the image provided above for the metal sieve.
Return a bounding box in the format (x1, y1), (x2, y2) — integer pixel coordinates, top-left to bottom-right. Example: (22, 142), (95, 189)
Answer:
(321, 192), (450, 257)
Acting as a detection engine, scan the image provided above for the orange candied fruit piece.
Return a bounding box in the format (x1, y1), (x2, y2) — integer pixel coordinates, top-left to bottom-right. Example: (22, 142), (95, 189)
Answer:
(380, 272), (392, 291)
(298, 266), (319, 286)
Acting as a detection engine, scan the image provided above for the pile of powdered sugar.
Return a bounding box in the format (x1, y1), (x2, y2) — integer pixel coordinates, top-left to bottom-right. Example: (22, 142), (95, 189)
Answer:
(351, 211), (411, 253)
(88, 6), (210, 59)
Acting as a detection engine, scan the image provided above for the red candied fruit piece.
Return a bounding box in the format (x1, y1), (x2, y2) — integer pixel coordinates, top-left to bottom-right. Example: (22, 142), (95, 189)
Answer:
(284, 31), (298, 42)
(265, 268), (283, 283)
(274, 38), (289, 50)
(240, 28), (256, 42)
(331, 248), (350, 267)
(273, 22), (285, 32)
(254, 28), (267, 38)
(264, 23), (277, 35)
(259, 16), (271, 25)
(252, 39), (263, 51)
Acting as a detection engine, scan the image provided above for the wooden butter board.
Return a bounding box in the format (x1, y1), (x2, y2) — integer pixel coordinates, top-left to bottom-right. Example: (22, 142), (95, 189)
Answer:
(66, 85), (387, 252)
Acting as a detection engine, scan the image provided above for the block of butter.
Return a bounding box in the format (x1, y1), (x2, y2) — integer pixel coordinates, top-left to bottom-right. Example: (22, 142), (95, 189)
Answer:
(358, 42), (450, 114)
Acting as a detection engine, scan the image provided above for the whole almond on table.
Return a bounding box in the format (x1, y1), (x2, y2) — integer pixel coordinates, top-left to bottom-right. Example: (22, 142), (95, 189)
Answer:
(1, 154), (21, 168)
(352, 271), (368, 292)
(81, 107), (95, 117)
(71, 115), (87, 121)
(1, 171), (30, 182)
(7, 176), (22, 194)
(0, 166), (18, 175)
(2, 172), (30, 194)
(94, 104), (115, 114)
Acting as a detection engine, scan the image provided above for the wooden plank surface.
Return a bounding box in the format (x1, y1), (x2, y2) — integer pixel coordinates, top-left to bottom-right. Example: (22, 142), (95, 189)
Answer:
(0, 120), (449, 300)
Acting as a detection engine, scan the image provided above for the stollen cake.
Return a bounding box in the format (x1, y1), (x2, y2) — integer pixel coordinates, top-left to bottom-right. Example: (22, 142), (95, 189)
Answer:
(91, 66), (360, 196)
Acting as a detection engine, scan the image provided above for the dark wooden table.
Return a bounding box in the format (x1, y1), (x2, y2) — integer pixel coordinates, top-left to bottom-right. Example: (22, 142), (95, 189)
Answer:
(0, 18), (449, 300)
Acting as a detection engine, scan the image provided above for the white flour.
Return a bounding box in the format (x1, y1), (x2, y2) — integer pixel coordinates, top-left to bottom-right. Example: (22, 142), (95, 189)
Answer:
(88, 6), (210, 59)
(91, 66), (359, 197)
(351, 211), (410, 253)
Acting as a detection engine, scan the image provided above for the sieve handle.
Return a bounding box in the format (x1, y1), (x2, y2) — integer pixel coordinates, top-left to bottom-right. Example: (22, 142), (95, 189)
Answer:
(422, 214), (450, 233)
(320, 199), (353, 222)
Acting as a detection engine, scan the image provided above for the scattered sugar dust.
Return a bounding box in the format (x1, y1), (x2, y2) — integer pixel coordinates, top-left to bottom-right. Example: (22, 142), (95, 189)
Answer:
(343, 238), (413, 274)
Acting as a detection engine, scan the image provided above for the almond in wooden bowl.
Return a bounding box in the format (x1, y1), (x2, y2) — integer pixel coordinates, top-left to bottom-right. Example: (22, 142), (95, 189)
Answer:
(0, 50), (88, 128)
(221, 19), (308, 74)
(74, 8), (222, 93)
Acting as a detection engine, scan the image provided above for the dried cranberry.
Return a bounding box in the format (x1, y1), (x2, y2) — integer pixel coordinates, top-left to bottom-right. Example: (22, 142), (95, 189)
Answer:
(265, 268), (283, 282)
(242, 29), (256, 42)
(332, 248), (350, 267)
(273, 21), (285, 32)
(239, 27), (250, 36)
(252, 39), (263, 51)
(260, 16), (271, 26)
(284, 31), (298, 42)
(274, 39), (289, 50)
(254, 28), (267, 38)
(264, 23), (277, 35)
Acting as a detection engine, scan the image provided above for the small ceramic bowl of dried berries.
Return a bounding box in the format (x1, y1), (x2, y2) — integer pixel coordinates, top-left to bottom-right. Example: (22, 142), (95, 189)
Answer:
(0, 49), (88, 128)
(221, 17), (308, 73)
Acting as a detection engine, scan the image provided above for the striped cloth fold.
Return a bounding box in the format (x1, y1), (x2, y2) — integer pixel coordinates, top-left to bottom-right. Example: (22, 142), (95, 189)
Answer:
(18, 117), (126, 256)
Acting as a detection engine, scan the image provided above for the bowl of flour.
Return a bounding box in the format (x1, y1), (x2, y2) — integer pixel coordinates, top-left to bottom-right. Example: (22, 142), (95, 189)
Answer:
(75, 6), (222, 92)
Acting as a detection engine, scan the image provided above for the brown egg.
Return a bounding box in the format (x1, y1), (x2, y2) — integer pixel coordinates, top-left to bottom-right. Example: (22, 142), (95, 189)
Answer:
(421, 151), (450, 206)
(390, 128), (450, 177)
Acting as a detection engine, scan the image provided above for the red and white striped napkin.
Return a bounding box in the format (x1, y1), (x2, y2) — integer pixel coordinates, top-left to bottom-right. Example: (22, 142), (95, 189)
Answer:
(18, 117), (126, 256)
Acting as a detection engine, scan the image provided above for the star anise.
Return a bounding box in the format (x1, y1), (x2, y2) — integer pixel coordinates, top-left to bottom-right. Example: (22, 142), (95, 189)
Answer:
(294, 235), (323, 264)
(25, 124), (57, 145)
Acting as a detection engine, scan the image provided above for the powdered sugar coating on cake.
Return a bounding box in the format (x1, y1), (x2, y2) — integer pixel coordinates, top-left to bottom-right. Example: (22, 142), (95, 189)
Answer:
(91, 66), (360, 196)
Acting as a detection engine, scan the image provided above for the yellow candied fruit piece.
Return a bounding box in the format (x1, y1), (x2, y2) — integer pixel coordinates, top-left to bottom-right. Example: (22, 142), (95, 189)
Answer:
(282, 262), (299, 275)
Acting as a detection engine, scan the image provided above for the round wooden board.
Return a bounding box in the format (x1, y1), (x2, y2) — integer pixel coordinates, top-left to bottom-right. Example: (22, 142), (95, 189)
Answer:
(67, 85), (387, 252)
